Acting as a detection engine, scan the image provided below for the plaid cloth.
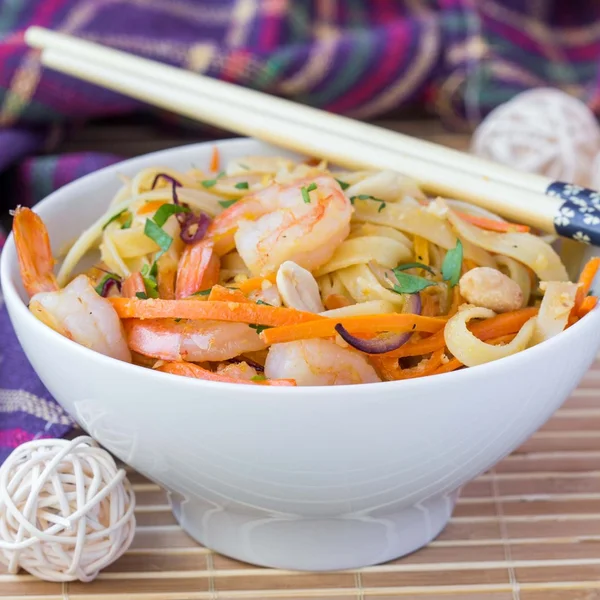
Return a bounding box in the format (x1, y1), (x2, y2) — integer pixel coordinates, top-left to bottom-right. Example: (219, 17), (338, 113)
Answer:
(1, 0), (600, 463)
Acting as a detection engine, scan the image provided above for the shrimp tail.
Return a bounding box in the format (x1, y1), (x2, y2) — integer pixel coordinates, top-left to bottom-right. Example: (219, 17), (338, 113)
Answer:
(13, 206), (59, 297)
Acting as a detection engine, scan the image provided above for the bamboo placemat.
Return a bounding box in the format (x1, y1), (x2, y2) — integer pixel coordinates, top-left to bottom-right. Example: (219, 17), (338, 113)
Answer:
(2, 357), (600, 600)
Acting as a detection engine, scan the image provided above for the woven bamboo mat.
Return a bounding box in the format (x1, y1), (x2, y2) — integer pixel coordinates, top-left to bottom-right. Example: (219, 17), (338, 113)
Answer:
(1, 358), (600, 600)
(4, 122), (600, 599)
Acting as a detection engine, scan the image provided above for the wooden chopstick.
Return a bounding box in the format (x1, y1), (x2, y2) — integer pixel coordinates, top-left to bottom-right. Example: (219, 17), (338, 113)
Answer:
(25, 27), (600, 247)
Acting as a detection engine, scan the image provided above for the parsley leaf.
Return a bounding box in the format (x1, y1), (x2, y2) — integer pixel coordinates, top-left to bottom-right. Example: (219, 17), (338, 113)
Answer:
(234, 181), (249, 190)
(441, 240), (463, 287)
(251, 374), (267, 382)
(136, 292), (149, 300)
(377, 201), (386, 213)
(394, 262), (436, 275)
(201, 171), (225, 188)
(152, 204), (190, 227)
(256, 299), (271, 306)
(239, 163), (250, 170)
(389, 268), (436, 295)
(249, 324), (272, 335)
(140, 263), (159, 298)
(192, 288), (212, 296)
(219, 198), (239, 209)
(350, 194), (386, 212)
(335, 178), (350, 190)
(144, 219), (172, 260)
(94, 273), (121, 295)
(121, 212), (133, 229)
(102, 208), (127, 230)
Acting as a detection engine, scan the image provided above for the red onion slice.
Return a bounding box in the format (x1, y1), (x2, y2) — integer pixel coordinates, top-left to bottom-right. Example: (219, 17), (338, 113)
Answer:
(151, 173), (182, 205)
(179, 211), (211, 244)
(333, 293), (422, 354)
(99, 277), (121, 297)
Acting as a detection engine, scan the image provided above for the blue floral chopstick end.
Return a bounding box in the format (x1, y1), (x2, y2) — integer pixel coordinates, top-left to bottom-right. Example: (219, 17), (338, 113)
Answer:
(547, 182), (600, 245)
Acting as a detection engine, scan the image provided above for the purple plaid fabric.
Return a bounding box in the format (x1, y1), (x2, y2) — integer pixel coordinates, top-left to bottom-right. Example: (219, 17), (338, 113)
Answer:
(2, 0), (600, 462)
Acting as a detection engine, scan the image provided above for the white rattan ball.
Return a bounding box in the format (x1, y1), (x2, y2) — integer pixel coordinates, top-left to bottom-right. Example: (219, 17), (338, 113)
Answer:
(0, 436), (135, 582)
(471, 88), (600, 186)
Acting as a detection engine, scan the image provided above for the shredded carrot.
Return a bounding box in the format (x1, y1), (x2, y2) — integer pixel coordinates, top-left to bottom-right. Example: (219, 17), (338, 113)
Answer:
(455, 211), (530, 233)
(413, 236), (429, 265)
(109, 297), (321, 326)
(156, 361), (296, 386)
(579, 295), (598, 318)
(209, 146), (220, 172)
(122, 273), (145, 298)
(304, 157), (321, 166)
(572, 258), (600, 319)
(420, 291), (439, 317)
(448, 285), (462, 317)
(262, 313), (446, 345)
(207, 285), (252, 303)
(324, 293), (352, 310)
(137, 200), (168, 215)
(385, 307), (538, 358)
(231, 274), (277, 295)
(372, 348), (445, 381)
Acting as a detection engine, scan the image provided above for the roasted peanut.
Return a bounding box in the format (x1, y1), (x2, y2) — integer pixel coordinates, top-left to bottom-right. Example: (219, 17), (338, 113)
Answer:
(459, 267), (523, 313)
(276, 261), (325, 313)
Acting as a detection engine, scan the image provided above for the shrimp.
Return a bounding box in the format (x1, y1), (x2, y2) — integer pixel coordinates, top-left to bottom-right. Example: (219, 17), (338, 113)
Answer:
(175, 238), (220, 298)
(125, 319), (266, 362)
(264, 339), (381, 386)
(13, 207), (131, 363)
(208, 175), (352, 276)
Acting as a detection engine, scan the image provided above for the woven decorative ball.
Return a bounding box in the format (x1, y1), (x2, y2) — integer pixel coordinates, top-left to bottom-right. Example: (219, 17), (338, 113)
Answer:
(471, 88), (600, 186)
(0, 436), (136, 582)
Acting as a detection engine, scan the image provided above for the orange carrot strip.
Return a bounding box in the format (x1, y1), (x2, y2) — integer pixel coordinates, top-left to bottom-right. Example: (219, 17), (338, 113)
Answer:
(372, 348), (445, 381)
(232, 274), (277, 295)
(579, 295), (598, 318)
(386, 307), (538, 358)
(210, 146), (220, 172)
(448, 285), (462, 317)
(455, 211), (530, 233)
(572, 258), (600, 318)
(156, 361), (295, 386)
(420, 291), (438, 317)
(137, 200), (168, 215)
(208, 285), (252, 303)
(109, 298), (321, 326)
(324, 293), (352, 310)
(122, 273), (145, 298)
(262, 314), (445, 345)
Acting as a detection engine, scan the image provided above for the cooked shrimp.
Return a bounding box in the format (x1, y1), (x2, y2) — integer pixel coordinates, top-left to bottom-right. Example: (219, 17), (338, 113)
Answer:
(126, 319), (266, 361)
(13, 206), (131, 363)
(264, 339), (381, 386)
(13, 206), (58, 296)
(30, 275), (132, 362)
(208, 175), (352, 276)
(175, 238), (220, 298)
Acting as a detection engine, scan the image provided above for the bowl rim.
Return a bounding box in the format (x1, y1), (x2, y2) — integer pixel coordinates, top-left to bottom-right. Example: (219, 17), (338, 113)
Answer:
(2, 137), (599, 395)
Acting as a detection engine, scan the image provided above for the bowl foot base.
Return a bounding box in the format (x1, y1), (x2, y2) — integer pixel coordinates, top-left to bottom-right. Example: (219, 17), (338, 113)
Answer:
(169, 490), (459, 571)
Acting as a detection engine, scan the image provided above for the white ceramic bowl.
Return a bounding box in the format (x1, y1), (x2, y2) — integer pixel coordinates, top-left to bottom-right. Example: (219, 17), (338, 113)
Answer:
(3, 139), (600, 572)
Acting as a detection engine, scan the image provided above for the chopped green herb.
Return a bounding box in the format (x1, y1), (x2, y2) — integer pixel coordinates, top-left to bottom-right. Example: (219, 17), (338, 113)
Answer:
(301, 182), (318, 204)
(136, 292), (148, 300)
(256, 299), (271, 306)
(249, 324), (272, 335)
(394, 262), (436, 275)
(192, 288), (212, 296)
(174, 318), (182, 323)
(389, 268), (436, 295)
(350, 194), (386, 212)
(335, 178), (350, 190)
(121, 212), (133, 229)
(144, 219), (172, 260)
(102, 208), (127, 230)
(234, 181), (249, 190)
(140, 263), (159, 298)
(219, 198), (239, 209)
(152, 204), (190, 227)
(441, 239), (463, 288)
(201, 171), (225, 188)
(239, 163), (250, 170)
(251, 375), (267, 382)
(94, 273), (120, 295)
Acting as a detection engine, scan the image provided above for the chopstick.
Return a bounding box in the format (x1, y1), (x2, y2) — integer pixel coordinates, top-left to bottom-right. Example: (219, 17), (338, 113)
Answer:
(25, 26), (600, 246)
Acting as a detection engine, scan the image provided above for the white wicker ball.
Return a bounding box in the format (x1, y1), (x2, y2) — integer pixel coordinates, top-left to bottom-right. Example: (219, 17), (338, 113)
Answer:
(471, 88), (600, 186)
(0, 436), (135, 582)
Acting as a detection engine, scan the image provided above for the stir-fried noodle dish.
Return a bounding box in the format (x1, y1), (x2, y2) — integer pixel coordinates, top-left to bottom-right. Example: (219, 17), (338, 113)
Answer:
(13, 149), (600, 386)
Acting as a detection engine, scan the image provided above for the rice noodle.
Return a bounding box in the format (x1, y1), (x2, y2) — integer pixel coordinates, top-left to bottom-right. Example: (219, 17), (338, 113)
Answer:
(531, 281), (578, 344)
